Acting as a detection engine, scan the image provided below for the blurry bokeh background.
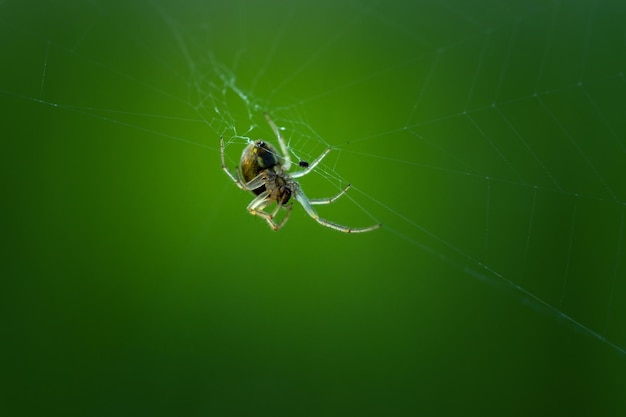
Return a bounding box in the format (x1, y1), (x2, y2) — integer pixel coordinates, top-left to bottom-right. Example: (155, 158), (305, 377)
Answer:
(2, 0), (625, 415)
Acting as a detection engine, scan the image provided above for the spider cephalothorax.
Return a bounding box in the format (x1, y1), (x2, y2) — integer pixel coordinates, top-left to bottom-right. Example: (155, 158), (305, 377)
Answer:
(220, 114), (381, 233)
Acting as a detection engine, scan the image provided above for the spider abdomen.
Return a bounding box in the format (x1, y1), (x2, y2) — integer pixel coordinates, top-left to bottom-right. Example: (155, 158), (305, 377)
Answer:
(240, 140), (282, 183)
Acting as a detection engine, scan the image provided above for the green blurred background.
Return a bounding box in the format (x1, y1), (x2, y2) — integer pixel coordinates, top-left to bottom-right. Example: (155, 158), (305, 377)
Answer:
(2, 0), (625, 415)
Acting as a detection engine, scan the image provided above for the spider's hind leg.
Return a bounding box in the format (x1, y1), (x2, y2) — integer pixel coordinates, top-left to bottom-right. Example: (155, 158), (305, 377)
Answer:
(271, 203), (293, 230)
(309, 184), (351, 205)
(247, 191), (291, 231)
(294, 189), (381, 233)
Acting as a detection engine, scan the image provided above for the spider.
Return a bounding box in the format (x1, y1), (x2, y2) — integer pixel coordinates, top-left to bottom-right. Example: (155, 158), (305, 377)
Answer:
(220, 114), (381, 233)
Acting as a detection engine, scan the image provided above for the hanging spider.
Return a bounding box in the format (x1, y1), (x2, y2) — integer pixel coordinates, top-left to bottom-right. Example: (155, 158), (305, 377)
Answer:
(220, 114), (381, 233)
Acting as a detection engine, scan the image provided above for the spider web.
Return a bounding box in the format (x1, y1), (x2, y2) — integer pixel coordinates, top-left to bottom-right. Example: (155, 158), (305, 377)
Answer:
(2, 0), (626, 415)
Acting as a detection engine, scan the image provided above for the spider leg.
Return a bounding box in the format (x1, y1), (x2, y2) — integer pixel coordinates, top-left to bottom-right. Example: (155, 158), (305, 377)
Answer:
(247, 191), (277, 230)
(309, 184), (351, 205)
(265, 113), (292, 171)
(247, 190), (291, 231)
(294, 189), (381, 233)
(220, 136), (247, 190)
(243, 173), (266, 191)
(271, 202), (293, 230)
(290, 147), (332, 179)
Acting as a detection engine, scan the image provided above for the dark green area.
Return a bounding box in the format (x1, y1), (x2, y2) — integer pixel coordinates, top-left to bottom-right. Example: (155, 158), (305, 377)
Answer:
(1, 0), (625, 416)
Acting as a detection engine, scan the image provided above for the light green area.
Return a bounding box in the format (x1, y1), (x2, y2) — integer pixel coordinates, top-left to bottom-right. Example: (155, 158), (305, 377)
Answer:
(1, 0), (625, 415)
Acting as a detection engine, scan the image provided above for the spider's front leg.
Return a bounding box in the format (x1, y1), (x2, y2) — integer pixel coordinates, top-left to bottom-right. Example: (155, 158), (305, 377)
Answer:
(264, 113), (292, 171)
(220, 136), (246, 190)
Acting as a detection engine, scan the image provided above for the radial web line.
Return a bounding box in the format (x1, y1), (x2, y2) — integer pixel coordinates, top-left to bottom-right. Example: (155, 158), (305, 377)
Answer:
(521, 186), (538, 284)
(560, 194), (578, 307)
(603, 205), (625, 335)
(39, 41), (50, 99)
(537, 96), (617, 201)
